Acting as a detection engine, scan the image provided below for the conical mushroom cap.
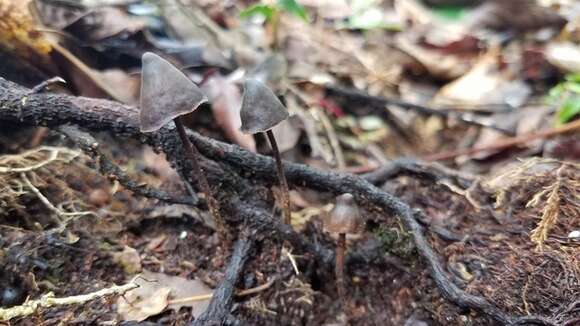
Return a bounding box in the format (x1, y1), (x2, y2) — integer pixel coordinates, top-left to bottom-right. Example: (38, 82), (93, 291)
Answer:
(240, 79), (289, 134)
(327, 193), (363, 234)
(140, 52), (208, 132)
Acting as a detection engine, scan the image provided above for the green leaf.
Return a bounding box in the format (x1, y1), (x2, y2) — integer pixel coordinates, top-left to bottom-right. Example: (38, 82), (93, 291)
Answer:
(276, 0), (309, 21)
(345, 7), (394, 30)
(565, 73), (580, 83)
(557, 96), (580, 124)
(566, 82), (580, 94)
(431, 5), (467, 21)
(547, 73), (580, 124)
(548, 84), (563, 101)
(240, 4), (275, 21)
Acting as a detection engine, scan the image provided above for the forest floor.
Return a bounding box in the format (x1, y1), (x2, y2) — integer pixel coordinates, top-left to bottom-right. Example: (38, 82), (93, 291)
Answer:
(0, 0), (579, 325)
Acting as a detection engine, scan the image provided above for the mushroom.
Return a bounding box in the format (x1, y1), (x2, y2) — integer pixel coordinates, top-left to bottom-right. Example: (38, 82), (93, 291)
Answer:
(327, 193), (363, 304)
(240, 78), (292, 225)
(139, 52), (226, 239)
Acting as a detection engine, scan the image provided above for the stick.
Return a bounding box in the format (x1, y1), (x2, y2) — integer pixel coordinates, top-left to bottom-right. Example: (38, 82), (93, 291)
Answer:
(424, 119), (580, 161)
(325, 84), (514, 135)
(0, 278), (139, 321)
(59, 125), (198, 206)
(192, 234), (254, 326)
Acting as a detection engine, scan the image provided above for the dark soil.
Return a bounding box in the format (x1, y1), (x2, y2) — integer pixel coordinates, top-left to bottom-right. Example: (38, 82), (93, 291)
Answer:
(1, 144), (577, 325)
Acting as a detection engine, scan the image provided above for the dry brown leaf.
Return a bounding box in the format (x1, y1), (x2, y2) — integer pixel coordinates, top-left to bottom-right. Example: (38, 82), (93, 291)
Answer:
(50, 43), (139, 103)
(433, 52), (531, 108)
(0, 0), (53, 69)
(117, 270), (212, 322)
(466, 0), (566, 34)
(117, 286), (171, 322)
(396, 37), (470, 80)
(142, 146), (180, 183)
(271, 117), (302, 153)
(203, 74), (257, 152)
(64, 7), (146, 42)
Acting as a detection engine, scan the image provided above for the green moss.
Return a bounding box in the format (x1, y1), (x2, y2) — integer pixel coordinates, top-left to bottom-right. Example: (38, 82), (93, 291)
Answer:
(374, 222), (416, 259)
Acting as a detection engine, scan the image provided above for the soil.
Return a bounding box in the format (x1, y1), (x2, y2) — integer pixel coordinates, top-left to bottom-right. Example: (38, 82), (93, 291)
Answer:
(1, 145), (577, 325)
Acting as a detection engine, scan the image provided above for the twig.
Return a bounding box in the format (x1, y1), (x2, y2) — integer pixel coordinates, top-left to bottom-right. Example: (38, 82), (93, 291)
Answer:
(29, 77), (66, 94)
(192, 234), (254, 326)
(424, 119), (580, 161)
(0, 277), (139, 321)
(325, 84), (515, 135)
(362, 157), (475, 188)
(58, 125), (198, 206)
(316, 107), (346, 170)
(20, 172), (94, 227)
(282, 247), (300, 275)
(0, 146), (78, 173)
(167, 278), (275, 305)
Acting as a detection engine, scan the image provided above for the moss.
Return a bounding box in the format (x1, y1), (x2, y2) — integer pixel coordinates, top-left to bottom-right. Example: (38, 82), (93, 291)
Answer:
(374, 221), (416, 259)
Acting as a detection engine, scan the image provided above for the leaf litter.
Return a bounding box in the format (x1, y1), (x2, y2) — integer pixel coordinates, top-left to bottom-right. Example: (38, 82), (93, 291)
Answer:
(0, 0), (579, 325)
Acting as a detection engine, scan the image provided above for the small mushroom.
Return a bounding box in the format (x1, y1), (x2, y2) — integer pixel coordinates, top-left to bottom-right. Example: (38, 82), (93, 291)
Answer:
(327, 193), (363, 305)
(139, 52), (226, 239)
(240, 78), (292, 225)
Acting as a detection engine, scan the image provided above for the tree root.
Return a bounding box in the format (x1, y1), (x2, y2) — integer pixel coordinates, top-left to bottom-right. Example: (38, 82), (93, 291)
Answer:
(58, 125), (198, 206)
(0, 277), (139, 321)
(362, 157), (475, 188)
(193, 232), (254, 326)
(0, 77), (559, 325)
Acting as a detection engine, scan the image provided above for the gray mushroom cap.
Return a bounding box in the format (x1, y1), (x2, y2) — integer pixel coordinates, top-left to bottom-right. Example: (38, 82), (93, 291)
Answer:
(139, 52), (208, 133)
(327, 193), (363, 234)
(240, 79), (289, 134)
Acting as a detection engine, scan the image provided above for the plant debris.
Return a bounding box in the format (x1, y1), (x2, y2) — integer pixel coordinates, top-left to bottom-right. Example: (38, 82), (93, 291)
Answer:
(0, 0), (578, 325)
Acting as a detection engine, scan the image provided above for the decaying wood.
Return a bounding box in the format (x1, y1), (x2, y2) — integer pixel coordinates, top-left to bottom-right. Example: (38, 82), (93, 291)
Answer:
(0, 77), (559, 325)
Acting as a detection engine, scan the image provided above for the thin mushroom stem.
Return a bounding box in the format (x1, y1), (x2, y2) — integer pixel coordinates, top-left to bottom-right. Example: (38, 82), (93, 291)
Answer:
(336, 233), (346, 306)
(265, 129), (291, 225)
(174, 117), (227, 240)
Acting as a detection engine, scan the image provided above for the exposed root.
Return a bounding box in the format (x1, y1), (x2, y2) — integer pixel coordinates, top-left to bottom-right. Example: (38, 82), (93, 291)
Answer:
(0, 146), (97, 229)
(0, 146), (81, 220)
(0, 146), (79, 174)
(0, 277), (140, 321)
(20, 172), (95, 229)
(0, 77), (572, 325)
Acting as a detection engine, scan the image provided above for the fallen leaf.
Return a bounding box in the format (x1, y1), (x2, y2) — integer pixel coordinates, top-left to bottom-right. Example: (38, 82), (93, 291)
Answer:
(396, 37), (470, 80)
(117, 270), (213, 321)
(50, 43), (139, 104)
(466, 0), (566, 34)
(142, 146), (180, 183)
(63, 7), (146, 42)
(117, 286), (171, 322)
(298, 0), (351, 20)
(0, 0), (54, 70)
(545, 42), (580, 73)
(247, 53), (287, 90)
(271, 116), (302, 153)
(203, 74), (257, 152)
(433, 51), (531, 108)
